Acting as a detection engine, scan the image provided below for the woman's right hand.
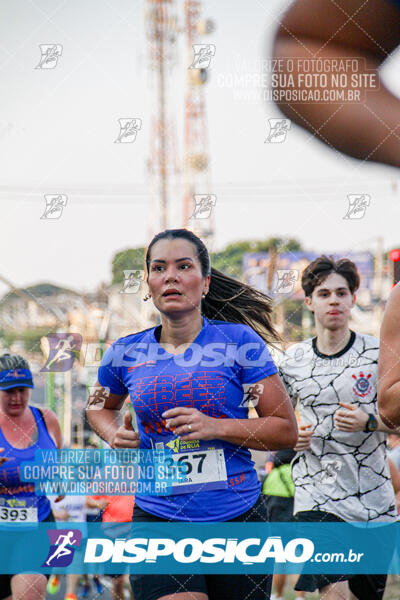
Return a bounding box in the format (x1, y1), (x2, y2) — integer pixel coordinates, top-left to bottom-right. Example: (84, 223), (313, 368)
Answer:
(294, 424), (314, 451)
(111, 412), (141, 449)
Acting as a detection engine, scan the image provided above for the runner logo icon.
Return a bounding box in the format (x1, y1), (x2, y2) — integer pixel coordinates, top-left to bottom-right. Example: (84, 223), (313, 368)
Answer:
(189, 44), (216, 69)
(120, 270), (144, 294)
(191, 195), (217, 219)
(264, 119), (291, 143)
(320, 459), (343, 485)
(35, 44), (63, 69)
(114, 118), (142, 143)
(40, 333), (82, 373)
(240, 383), (264, 408)
(42, 529), (82, 567)
(343, 194), (371, 220)
(40, 194), (67, 220)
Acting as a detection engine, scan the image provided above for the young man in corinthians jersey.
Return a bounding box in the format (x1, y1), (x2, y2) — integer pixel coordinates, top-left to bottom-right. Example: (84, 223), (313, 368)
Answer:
(278, 255), (397, 600)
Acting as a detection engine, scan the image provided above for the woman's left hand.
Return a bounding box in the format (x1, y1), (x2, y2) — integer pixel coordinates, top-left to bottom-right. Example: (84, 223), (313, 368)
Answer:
(162, 407), (218, 440)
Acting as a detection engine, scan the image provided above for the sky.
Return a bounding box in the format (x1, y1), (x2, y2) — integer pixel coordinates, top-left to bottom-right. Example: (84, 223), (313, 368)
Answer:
(1, 0), (400, 294)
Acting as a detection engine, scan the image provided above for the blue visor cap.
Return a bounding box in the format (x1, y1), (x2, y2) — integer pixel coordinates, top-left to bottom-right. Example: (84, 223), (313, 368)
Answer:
(0, 368), (34, 390)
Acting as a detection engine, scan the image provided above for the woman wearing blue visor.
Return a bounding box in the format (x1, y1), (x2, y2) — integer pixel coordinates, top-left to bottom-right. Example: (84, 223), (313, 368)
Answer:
(0, 353), (62, 600)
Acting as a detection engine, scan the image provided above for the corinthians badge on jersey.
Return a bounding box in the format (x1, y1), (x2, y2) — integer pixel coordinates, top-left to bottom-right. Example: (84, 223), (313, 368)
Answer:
(352, 372), (373, 398)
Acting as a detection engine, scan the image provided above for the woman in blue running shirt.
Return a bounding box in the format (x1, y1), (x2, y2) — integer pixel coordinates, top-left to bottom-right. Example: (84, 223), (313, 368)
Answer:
(87, 228), (297, 600)
(0, 353), (63, 600)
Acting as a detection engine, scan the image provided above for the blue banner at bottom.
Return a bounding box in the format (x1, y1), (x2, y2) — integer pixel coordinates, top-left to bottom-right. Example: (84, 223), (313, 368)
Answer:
(0, 522), (399, 575)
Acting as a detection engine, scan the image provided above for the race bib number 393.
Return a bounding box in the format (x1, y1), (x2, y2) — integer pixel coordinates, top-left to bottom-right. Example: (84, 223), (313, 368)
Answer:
(0, 506), (38, 523)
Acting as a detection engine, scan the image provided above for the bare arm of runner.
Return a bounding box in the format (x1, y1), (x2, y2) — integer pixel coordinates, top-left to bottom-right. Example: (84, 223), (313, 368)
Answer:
(52, 506), (69, 520)
(163, 374), (298, 451)
(273, 0), (400, 167)
(85, 381), (140, 448)
(41, 407), (63, 449)
(334, 402), (395, 433)
(86, 497), (109, 511)
(388, 457), (400, 494)
(41, 407), (64, 502)
(378, 284), (400, 428)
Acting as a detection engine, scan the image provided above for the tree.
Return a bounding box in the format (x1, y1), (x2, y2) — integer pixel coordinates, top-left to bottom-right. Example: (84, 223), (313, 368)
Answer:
(111, 248), (146, 286)
(211, 237), (302, 278)
(110, 238), (303, 284)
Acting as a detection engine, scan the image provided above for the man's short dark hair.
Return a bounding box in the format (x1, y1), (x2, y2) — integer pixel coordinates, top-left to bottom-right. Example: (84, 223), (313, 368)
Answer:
(301, 255), (360, 297)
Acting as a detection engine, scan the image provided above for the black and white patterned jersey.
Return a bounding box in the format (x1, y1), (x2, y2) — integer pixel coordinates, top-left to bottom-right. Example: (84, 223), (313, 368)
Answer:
(278, 331), (397, 522)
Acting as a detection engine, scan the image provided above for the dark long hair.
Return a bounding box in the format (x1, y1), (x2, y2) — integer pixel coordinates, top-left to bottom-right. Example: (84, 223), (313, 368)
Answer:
(145, 229), (281, 346)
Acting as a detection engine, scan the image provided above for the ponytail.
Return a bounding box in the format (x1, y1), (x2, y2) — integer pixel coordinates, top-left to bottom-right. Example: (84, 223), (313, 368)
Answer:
(202, 267), (281, 346)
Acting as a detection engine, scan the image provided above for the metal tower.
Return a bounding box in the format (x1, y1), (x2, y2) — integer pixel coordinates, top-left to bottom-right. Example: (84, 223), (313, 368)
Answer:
(146, 0), (180, 235)
(182, 0), (215, 246)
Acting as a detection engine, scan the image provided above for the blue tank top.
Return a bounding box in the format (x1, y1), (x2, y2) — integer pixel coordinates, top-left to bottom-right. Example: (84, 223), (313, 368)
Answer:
(0, 406), (57, 521)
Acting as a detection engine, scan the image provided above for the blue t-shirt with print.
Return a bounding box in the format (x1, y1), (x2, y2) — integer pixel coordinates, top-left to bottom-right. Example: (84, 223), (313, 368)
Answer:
(97, 317), (277, 521)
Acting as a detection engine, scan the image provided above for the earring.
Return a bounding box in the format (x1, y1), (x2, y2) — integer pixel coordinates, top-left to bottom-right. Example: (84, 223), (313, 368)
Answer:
(143, 293), (151, 302)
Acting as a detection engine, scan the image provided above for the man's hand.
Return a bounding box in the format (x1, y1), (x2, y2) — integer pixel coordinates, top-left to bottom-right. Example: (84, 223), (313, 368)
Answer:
(295, 424), (314, 451)
(111, 411), (140, 449)
(334, 402), (369, 432)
